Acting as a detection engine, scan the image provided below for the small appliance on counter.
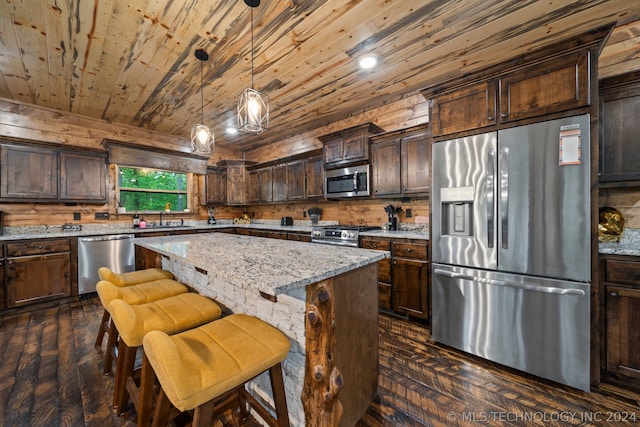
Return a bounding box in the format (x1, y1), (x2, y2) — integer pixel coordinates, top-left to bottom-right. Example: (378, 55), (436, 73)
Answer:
(207, 207), (216, 225)
(384, 205), (401, 230)
(281, 216), (294, 226)
(307, 207), (322, 226)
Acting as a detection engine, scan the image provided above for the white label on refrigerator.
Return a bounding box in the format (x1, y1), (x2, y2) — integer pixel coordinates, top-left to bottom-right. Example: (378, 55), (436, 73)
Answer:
(559, 128), (581, 165)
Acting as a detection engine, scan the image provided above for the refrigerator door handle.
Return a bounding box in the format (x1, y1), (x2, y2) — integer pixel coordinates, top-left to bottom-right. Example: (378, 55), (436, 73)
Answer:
(486, 149), (495, 248)
(434, 269), (586, 296)
(499, 147), (509, 249)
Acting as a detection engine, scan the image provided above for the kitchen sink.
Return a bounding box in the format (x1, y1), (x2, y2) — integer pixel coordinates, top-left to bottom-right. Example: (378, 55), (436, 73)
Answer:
(144, 224), (195, 229)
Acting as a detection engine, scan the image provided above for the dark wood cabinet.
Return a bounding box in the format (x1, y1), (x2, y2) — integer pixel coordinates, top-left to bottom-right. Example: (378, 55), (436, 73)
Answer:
(599, 71), (640, 185)
(360, 236), (429, 320)
(498, 51), (590, 123)
(371, 124), (430, 198)
(205, 166), (227, 205)
(247, 167), (274, 204)
(272, 164), (288, 202)
(287, 232), (312, 242)
(425, 45), (593, 138)
(371, 138), (401, 197)
(287, 160), (305, 201)
(5, 238), (71, 307)
(305, 156), (324, 199)
(319, 123), (384, 167)
(0, 142), (108, 203)
(392, 241), (429, 319)
(215, 160), (253, 206)
(430, 81), (497, 136)
(0, 143), (58, 200)
(247, 169), (260, 203)
(601, 255), (640, 390)
(59, 151), (107, 202)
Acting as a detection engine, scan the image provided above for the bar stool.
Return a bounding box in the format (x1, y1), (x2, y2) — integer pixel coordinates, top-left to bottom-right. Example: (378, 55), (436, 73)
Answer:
(141, 314), (291, 427)
(95, 267), (174, 348)
(96, 278), (188, 374)
(109, 293), (223, 416)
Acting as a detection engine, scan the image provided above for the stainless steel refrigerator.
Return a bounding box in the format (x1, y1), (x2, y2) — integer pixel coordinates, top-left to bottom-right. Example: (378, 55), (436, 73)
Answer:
(431, 114), (591, 391)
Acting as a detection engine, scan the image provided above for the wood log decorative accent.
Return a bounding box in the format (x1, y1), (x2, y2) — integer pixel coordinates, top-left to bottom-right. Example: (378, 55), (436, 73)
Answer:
(303, 280), (344, 426)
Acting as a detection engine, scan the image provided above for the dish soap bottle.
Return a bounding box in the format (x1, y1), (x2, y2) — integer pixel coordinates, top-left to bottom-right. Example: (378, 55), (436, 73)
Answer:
(139, 218), (146, 229)
(133, 212), (140, 228)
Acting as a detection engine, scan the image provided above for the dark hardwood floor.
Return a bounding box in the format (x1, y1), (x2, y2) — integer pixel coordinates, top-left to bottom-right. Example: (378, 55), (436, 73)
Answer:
(1, 295), (639, 426)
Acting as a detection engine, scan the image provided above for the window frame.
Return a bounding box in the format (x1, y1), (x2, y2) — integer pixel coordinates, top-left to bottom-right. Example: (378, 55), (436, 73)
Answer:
(116, 165), (192, 213)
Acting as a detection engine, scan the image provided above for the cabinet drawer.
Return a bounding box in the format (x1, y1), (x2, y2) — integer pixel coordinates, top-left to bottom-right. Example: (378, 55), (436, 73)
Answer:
(378, 258), (391, 283)
(360, 238), (391, 251)
(605, 260), (640, 286)
(393, 242), (428, 260)
(7, 239), (70, 257)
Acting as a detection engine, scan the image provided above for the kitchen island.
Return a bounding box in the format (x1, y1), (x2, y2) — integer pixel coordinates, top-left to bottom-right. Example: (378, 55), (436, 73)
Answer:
(134, 232), (389, 427)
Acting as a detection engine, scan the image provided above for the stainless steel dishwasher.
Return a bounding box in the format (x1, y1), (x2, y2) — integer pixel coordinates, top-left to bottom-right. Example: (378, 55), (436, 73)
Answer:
(77, 234), (136, 294)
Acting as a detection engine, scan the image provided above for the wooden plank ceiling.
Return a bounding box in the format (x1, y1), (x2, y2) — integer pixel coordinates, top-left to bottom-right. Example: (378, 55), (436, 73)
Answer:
(0, 0), (640, 154)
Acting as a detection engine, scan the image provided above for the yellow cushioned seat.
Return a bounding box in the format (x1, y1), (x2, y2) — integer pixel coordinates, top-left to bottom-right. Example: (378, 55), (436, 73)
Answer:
(109, 293), (223, 414)
(143, 314), (290, 426)
(96, 278), (188, 313)
(98, 267), (173, 287)
(95, 278), (189, 374)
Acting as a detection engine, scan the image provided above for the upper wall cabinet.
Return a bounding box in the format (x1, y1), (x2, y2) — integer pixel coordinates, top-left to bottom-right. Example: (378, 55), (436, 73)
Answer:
(422, 23), (612, 139)
(319, 123), (384, 167)
(0, 142), (107, 203)
(205, 166), (227, 205)
(599, 71), (640, 186)
(428, 51), (590, 137)
(371, 125), (431, 198)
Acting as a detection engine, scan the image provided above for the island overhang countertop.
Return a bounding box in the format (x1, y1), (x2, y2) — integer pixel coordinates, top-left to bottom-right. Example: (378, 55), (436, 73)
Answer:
(134, 232), (390, 297)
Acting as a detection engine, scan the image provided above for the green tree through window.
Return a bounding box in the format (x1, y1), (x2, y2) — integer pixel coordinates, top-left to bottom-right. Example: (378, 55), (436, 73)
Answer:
(117, 166), (189, 212)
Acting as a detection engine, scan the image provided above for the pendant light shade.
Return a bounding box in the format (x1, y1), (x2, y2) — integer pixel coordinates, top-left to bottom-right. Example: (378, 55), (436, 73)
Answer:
(191, 49), (214, 154)
(238, 0), (269, 134)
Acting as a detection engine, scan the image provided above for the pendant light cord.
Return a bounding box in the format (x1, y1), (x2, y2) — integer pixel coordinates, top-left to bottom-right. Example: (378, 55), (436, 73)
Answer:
(200, 59), (204, 124)
(250, 6), (254, 90)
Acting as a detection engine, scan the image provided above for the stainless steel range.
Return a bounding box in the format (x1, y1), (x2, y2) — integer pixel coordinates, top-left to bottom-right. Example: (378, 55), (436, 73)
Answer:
(311, 225), (380, 247)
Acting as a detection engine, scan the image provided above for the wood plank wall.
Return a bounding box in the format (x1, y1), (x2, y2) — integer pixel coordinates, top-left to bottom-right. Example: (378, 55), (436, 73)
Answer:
(599, 188), (640, 229)
(0, 94), (431, 229)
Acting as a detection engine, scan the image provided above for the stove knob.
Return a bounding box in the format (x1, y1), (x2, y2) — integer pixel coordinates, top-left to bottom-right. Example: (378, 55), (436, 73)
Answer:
(349, 232), (356, 238)
(341, 230), (348, 239)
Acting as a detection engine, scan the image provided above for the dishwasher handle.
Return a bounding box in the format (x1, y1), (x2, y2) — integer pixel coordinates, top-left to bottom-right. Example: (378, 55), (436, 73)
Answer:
(434, 269), (586, 296)
(79, 234), (135, 243)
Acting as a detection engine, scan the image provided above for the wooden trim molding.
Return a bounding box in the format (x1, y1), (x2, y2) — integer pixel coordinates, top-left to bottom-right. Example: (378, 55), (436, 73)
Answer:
(103, 139), (209, 174)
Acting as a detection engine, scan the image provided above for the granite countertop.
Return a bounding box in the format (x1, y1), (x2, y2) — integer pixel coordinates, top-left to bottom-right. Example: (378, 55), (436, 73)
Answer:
(134, 233), (389, 296)
(599, 228), (640, 257)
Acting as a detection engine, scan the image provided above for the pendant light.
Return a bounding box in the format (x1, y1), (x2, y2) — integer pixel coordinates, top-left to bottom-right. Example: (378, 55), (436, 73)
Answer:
(237, 0), (269, 134)
(191, 49), (214, 154)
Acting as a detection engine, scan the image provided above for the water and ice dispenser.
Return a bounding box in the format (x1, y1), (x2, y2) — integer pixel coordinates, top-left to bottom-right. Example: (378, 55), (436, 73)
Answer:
(440, 186), (474, 236)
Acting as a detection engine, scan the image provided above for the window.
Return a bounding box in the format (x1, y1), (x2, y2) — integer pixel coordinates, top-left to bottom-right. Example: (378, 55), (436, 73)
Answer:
(117, 166), (190, 212)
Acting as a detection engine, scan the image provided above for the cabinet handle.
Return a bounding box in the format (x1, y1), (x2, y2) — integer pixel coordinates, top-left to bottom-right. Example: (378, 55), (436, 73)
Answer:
(610, 291), (618, 297)
(488, 115), (494, 121)
(38, 245), (43, 249)
(500, 113), (508, 118)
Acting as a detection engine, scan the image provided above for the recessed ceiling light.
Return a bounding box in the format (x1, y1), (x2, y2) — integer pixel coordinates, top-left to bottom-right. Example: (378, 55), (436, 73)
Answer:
(359, 54), (378, 70)
(226, 127), (238, 135)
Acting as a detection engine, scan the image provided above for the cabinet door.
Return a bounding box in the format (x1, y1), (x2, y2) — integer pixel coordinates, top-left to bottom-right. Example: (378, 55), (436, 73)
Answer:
(498, 52), (590, 123)
(599, 81), (640, 183)
(205, 168), (226, 205)
(0, 144), (58, 200)
(606, 286), (640, 380)
(6, 253), (71, 307)
(392, 258), (429, 319)
(272, 164), (288, 202)
(247, 170), (261, 203)
(287, 160), (305, 201)
(431, 81), (497, 136)
(259, 167), (273, 202)
(0, 260), (4, 309)
(305, 157), (324, 199)
(59, 151), (107, 202)
(402, 132), (430, 195)
(343, 133), (368, 162)
(372, 139), (401, 197)
(323, 138), (344, 164)
(226, 164), (246, 205)
(360, 238), (392, 310)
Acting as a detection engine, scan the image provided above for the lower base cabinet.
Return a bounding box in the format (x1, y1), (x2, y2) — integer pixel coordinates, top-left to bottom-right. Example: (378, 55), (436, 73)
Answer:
(601, 254), (640, 390)
(5, 239), (71, 308)
(361, 236), (429, 321)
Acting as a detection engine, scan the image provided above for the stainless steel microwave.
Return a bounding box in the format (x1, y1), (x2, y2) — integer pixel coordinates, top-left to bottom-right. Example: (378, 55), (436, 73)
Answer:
(325, 164), (370, 198)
